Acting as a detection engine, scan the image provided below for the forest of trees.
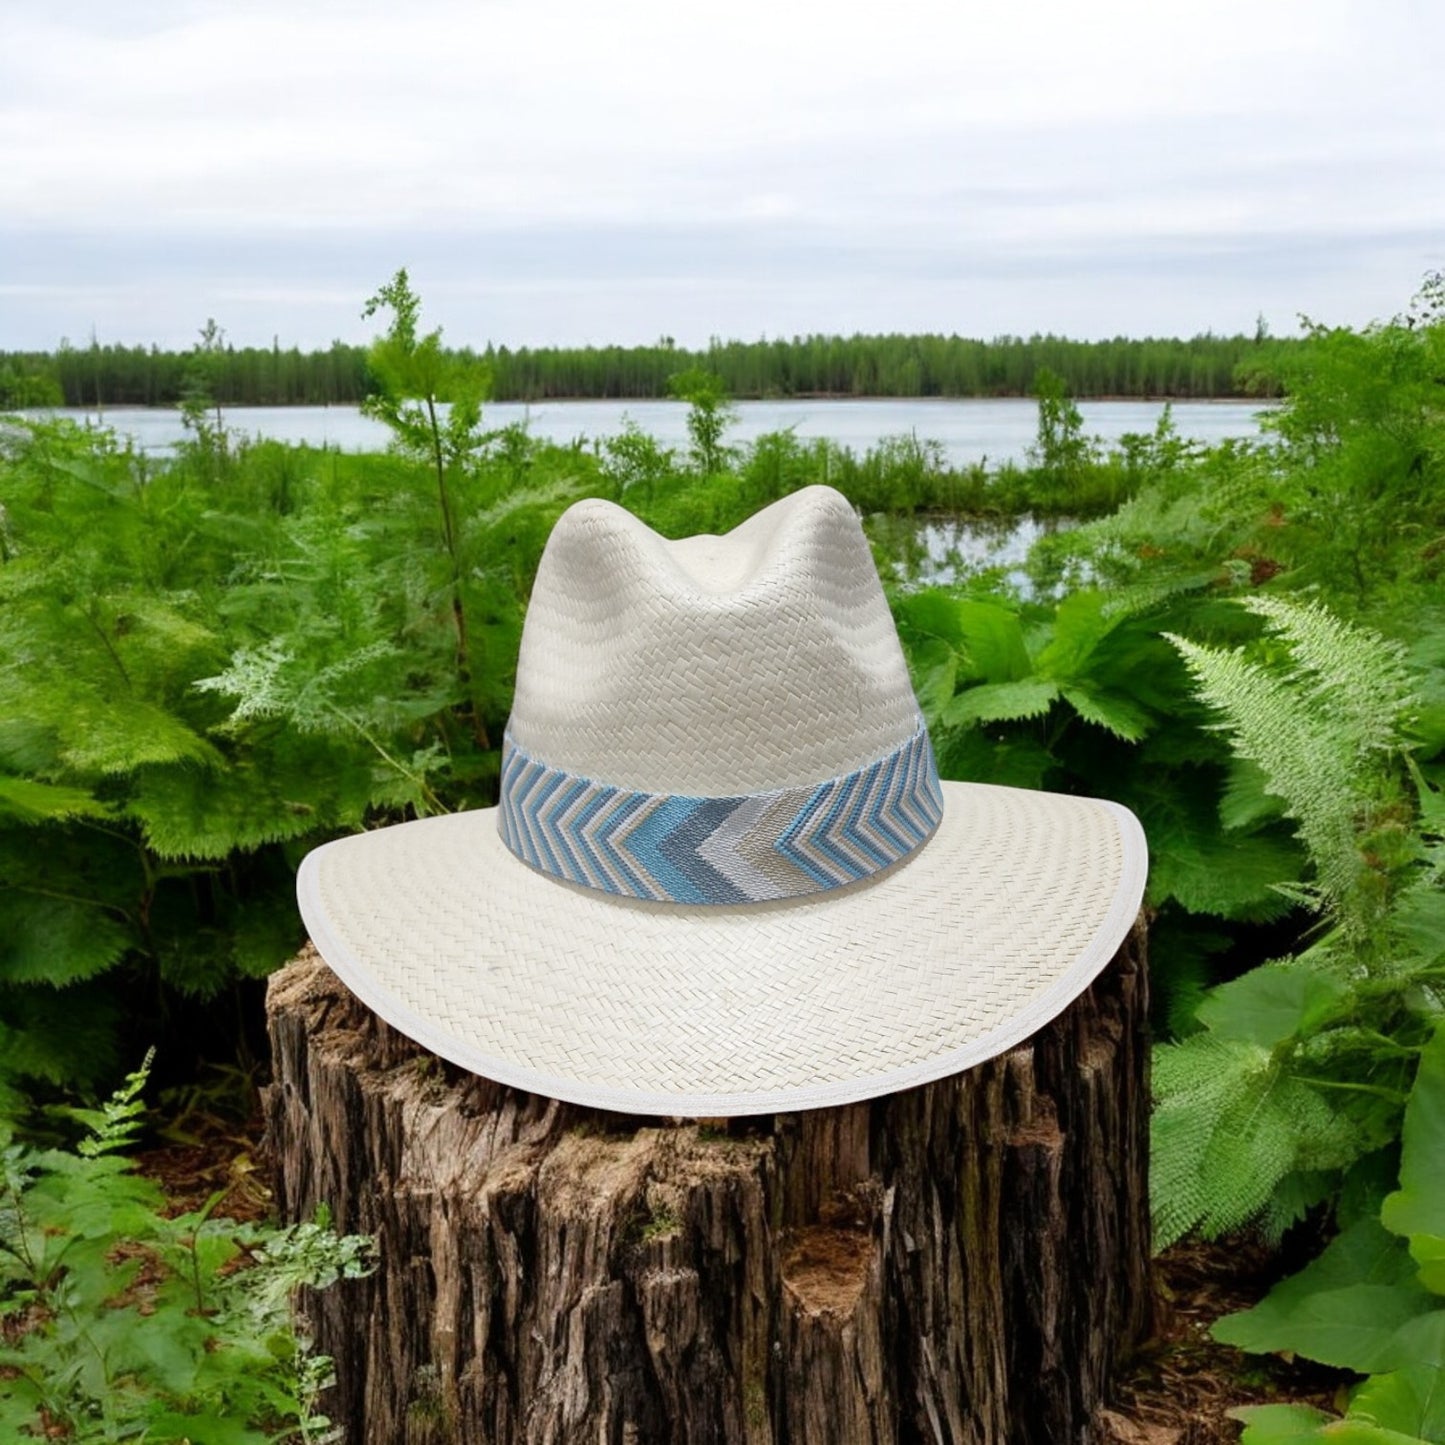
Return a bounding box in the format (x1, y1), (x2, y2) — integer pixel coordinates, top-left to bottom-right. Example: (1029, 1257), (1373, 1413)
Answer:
(0, 327), (1289, 410)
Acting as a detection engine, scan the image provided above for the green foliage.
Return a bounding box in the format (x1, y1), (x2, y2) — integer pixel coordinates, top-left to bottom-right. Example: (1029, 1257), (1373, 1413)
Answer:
(1218, 1028), (1445, 1444)
(0, 361), (63, 409)
(0, 1053), (373, 1443)
(896, 576), (1307, 931)
(0, 275), (614, 1086)
(7, 330), (1289, 408)
(179, 318), (229, 465)
(667, 366), (737, 474)
(1027, 367), (1098, 508)
(1240, 288), (1445, 609)
(1151, 601), (1436, 1249)
(0, 411), (581, 1085)
(599, 419), (677, 503)
(1169, 598), (1416, 936)
(361, 267), (489, 474)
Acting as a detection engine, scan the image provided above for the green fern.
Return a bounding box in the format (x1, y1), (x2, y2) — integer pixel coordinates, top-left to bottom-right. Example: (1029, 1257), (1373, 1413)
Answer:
(1168, 596), (1415, 937)
(1153, 598), (1436, 1248)
(0, 1052), (373, 1442)
(1152, 1032), (1359, 1248)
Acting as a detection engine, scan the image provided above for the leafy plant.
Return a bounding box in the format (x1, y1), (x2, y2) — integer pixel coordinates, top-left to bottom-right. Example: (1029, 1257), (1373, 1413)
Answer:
(360, 268), (494, 747)
(896, 576), (1303, 925)
(179, 318), (230, 468)
(1026, 366), (1099, 508)
(667, 366), (737, 475)
(0, 1052), (372, 1442)
(1224, 1025), (1445, 1444)
(0, 287), (595, 1088)
(1151, 598), (1442, 1248)
(1238, 283), (1445, 610)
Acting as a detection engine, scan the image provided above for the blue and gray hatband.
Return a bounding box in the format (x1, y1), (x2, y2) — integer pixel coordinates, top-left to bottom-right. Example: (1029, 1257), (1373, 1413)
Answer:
(497, 721), (945, 904)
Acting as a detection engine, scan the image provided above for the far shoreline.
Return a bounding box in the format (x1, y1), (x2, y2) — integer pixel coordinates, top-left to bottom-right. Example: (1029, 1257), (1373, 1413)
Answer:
(39, 391), (1271, 413)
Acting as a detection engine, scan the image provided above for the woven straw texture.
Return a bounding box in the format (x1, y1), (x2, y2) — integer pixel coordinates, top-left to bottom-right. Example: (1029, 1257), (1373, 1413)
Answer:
(298, 786), (1146, 1115)
(508, 487), (921, 792)
(296, 485), (1149, 1114)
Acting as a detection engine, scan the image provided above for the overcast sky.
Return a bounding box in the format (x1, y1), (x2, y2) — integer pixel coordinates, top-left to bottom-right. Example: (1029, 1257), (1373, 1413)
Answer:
(3, 0), (1442, 352)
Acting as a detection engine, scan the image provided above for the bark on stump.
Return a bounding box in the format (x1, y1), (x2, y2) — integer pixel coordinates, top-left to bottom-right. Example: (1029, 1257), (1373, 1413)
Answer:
(263, 920), (1151, 1445)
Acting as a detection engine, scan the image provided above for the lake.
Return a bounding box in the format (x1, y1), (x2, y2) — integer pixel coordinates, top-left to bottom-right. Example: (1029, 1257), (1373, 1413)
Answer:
(41, 396), (1271, 469)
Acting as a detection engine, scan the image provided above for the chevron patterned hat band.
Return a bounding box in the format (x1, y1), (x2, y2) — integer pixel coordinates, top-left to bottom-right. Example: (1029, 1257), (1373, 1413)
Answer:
(497, 720), (945, 904)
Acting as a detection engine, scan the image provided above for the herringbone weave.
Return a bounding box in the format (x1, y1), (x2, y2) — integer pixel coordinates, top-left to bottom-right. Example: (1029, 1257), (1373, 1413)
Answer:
(498, 720), (944, 903)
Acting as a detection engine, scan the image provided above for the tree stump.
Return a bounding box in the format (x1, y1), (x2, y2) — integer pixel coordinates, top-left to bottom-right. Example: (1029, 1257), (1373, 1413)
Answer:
(263, 920), (1151, 1445)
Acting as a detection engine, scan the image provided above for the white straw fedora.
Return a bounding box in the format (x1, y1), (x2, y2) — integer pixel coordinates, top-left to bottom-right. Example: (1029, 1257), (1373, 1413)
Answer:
(296, 486), (1147, 1116)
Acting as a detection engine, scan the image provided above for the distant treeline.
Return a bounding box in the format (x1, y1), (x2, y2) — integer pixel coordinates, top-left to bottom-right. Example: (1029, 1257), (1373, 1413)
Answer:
(1, 330), (1289, 410)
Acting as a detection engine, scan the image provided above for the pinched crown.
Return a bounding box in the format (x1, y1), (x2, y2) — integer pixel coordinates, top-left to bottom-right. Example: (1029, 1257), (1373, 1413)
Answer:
(506, 486), (923, 795)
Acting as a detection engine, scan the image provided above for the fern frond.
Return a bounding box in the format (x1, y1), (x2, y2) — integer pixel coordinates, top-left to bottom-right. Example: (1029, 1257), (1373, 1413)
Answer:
(195, 638), (399, 735)
(1167, 599), (1415, 934)
(1246, 595), (1415, 761)
(75, 1048), (155, 1157)
(193, 637), (294, 723)
(1152, 1033), (1358, 1248)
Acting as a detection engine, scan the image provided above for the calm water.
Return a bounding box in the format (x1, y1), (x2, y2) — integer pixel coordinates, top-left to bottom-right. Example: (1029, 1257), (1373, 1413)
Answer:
(40, 396), (1271, 469)
(868, 512), (1077, 594)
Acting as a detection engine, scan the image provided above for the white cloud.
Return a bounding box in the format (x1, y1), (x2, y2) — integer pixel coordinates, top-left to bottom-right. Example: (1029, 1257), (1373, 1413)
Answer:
(2, 0), (1442, 348)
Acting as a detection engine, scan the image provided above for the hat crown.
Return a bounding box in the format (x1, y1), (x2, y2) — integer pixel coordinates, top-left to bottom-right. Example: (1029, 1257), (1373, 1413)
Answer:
(508, 486), (921, 794)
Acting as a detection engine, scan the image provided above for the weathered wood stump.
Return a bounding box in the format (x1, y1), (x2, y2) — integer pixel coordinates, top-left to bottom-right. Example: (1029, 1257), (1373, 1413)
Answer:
(263, 921), (1151, 1445)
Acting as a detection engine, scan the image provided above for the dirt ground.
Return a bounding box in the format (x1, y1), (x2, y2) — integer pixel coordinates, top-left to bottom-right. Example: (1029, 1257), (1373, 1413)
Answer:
(1101, 1237), (1348, 1444)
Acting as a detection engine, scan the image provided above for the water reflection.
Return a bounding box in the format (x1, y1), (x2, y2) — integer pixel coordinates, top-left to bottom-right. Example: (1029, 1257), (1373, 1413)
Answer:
(870, 512), (1076, 593)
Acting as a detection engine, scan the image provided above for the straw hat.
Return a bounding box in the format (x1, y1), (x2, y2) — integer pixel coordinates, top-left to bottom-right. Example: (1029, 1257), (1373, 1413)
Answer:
(297, 486), (1147, 1116)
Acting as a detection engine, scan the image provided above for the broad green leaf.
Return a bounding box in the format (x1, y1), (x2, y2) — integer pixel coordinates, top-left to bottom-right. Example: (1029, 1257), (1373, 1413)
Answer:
(1324, 1425), (1442, 1444)
(1411, 1237), (1445, 1297)
(147, 1412), (276, 1445)
(943, 678), (1058, 726)
(0, 894), (131, 986)
(1034, 590), (1120, 679)
(908, 637), (958, 723)
(1195, 964), (1348, 1048)
(1230, 1404), (1333, 1443)
(896, 591), (1031, 680)
(1214, 1217), (1435, 1371)
(951, 600), (1032, 682)
(1384, 1308), (1445, 1371)
(893, 588), (966, 643)
(1139, 788), (1302, 920)
(1216, 1283), (1434, 1372)
(1351, 1355), (1445, 1441)
(1237, 1404), (1445, 1445)
(0, 774), (106, 823)
(1059, 685), (1153, 741)
(1383, 1028), (1445, 1242)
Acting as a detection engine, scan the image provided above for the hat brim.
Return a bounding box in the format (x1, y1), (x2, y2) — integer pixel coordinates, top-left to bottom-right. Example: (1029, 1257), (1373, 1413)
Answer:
(296, 782), (1147, 1117)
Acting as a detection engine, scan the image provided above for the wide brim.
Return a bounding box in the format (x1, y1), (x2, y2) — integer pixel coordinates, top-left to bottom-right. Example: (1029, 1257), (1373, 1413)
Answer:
(296, 782), (1147, 1117)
